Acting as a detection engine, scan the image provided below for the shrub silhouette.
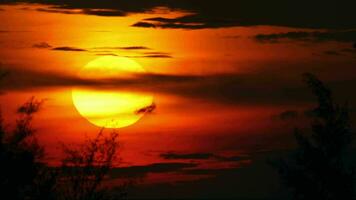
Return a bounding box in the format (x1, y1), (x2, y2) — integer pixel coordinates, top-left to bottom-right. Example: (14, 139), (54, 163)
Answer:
(58, 130), (120, 200)
(0, 97), (48, 200)
(0, 97), (124, 200)
(272, 73), (355, 200)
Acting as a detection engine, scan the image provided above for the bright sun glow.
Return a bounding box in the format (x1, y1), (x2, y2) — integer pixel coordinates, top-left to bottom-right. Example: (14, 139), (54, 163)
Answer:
(72, 56), (153, 128)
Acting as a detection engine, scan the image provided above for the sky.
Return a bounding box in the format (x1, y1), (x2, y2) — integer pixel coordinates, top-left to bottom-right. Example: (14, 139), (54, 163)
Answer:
(1, 1), (356, 199)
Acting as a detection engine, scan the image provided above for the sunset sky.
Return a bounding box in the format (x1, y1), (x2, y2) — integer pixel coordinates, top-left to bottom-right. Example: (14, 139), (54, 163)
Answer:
(1, 1), (356, 199)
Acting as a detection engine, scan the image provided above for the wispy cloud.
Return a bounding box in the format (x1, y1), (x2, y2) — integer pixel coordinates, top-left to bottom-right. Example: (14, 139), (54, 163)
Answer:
(135, 103), (156, 115)
(32, 42), (172, 58)
(92, 46), (151, 50)
(32, 42), (52, 49)
(52, 46), (87, 52)
(160, 152), (249, 162)
(254, 30), (356, 44)
(109, 162), (197, 179)
(36, 7), (126, 16)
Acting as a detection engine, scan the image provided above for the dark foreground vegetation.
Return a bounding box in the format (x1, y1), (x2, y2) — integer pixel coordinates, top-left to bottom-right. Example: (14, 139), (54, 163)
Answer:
(0, 97), (125, 200)
(272, 73), (355, 200)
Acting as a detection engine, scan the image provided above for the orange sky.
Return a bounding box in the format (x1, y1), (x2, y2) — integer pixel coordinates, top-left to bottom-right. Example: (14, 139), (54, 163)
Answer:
(1, 3), (356, 190)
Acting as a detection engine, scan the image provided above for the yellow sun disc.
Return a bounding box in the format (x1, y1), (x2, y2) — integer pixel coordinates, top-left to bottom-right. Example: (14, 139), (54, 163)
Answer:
(72, 56), (153, 128)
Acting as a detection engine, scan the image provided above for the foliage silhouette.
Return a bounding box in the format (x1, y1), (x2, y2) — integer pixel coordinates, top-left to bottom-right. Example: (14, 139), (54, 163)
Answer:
(58, 130), (121, 200)
(271, 73), (355, 200)
(0, 97), (124, 200)
(0, 97), (50, 200)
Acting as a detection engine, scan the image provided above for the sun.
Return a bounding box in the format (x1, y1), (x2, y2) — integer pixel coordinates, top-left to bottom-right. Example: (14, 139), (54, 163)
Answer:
(72, 56), (153, 128)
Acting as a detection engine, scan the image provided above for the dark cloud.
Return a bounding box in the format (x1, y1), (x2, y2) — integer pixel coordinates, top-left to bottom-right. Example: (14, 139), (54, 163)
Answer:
(36, 7), (126, 16)
(1, 67), (356, 106)
(135, 103), (156, 115)
(341, 48), (356, 54)
(323, 50), (342, 56)
(254, 30), (356, 43)
(93, 46), (151, 50)
(109, 162), (197, 179)
(118, 46), (151, 50)
(32, 42), (52, 49)
(161, 152), (214, 160)
(131, 22), (156, 28)
(80, 9), (126, 16)
(126, 151), (289, 199)
(131, 1), (356, 30)
(160, 152), (249, 162)
(272, 110), (299, 121)
(130, 52), (172, 58)
(133, 14), (239, 29)
(2, 0), (356, 30)
(137, 54), (172, 58)
(28, 42), (171, 58)
(52, 46), (87, 52)
(95, 53), (118, 56)
(215, 155), (248, 162)
(92, 46), (171, 58)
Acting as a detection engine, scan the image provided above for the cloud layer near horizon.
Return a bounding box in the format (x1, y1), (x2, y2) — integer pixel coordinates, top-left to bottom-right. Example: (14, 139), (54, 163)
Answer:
(1, 66), (355, 106)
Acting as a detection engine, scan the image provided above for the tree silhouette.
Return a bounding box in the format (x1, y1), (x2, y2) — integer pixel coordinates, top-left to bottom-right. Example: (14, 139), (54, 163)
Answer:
(58, 130), (121, 200)
(0, 97), (124, 200)
(272, 73), (355, 200)
(0, 97), (51, 200)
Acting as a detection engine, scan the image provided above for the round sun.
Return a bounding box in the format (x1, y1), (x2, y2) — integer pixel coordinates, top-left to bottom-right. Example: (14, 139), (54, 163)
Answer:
(72, 56), (153, 128)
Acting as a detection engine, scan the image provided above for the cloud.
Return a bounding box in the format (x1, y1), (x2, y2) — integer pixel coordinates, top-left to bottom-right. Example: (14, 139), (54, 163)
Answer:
(36, 7), (126, 16)
(130, 52), (172, 58)
(254, 30), (356, 43)
(92, 46), (151, 50)
(109, 162), (197, 179)
(52, 46), (87, 52)
(95, 53), (118, 56)
(125, 150), (288, 199)
(130, 1), (356, 30)
(118, 46), (151, 50)
(131, 22), (156, 28)
(133, 14), (239, 29)
(31, 43), (170, 58)
(2, 0), (356, 30)
(32, 42), (52, 49)
(2, 66), (356, 106)
(272, 110), (299, 121)
(323, 50), (342, 56)
(37, 44), (170, 58)
(161, 153), (214, 160)
(160, 152), (249, 162)
(135, 103), (156, 115)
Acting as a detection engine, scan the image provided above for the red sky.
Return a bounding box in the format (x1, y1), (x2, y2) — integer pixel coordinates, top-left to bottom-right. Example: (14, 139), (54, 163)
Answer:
(1, 1), (356, 199)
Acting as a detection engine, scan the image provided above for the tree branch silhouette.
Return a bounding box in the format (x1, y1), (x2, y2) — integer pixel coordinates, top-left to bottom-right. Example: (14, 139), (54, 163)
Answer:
(271, 73), (355, 200)
(0, 96), (125, 200)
